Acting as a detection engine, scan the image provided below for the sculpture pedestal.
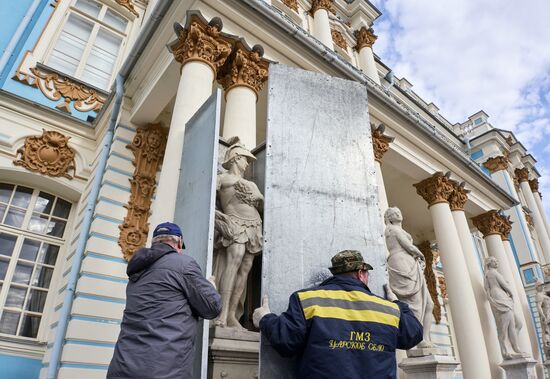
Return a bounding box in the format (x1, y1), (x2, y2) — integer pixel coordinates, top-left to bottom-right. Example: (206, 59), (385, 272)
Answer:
(399, 350), (459, 379)
(208, 326), (259, 379)
(500, 357), (537, 379)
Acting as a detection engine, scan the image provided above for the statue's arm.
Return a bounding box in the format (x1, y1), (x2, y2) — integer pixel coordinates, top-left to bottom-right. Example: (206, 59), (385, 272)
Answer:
(395, 230), (424, 260)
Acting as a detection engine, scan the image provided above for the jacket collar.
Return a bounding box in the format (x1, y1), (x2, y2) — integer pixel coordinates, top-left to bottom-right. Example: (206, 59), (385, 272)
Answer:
(321, 275), (372, 293)
(127, 243), (176, 281)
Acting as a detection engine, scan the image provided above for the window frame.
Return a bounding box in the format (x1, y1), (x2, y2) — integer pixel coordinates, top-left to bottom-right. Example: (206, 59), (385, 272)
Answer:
(0, 183), (75, 344)
(45, 0), (131, 90)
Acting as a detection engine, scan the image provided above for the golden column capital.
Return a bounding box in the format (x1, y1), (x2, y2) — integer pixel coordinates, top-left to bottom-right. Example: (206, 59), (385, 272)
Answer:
(482, 155), (509, 174)
(448, 180), (470, 211)
(472, 210), (512, 239)
(413, 172), (454, 207)
(310, 0), (335, 14)
(169, 14), (233, 75)
(371, 123), (394, 163)
(529, 178), (539, 193)
(354, 26), (377, 50)
(217, 42), (269, 97)
(282, 0), (298, 12)
(515, 167), (530, 183)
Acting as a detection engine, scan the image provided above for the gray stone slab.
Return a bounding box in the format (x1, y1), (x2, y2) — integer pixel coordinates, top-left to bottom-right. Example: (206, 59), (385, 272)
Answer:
(500, 357), (537, 379)
(399, 355), (459, 379)
(175, 89), (222, 379)
(260, 64), (386, 378)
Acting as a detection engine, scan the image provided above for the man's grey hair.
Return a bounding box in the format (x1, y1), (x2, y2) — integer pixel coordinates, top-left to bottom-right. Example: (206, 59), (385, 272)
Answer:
(152, 234), (181, 246)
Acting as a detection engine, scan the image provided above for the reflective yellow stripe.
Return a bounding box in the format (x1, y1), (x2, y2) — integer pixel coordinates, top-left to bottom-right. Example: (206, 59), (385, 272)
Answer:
(302, 305), (400, 327)
(298, 290), (399, 310)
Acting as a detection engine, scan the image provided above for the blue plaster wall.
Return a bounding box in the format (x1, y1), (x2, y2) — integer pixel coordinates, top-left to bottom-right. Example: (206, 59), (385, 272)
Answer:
(0, 1), (96, 122)
(0, 354), (41, 379)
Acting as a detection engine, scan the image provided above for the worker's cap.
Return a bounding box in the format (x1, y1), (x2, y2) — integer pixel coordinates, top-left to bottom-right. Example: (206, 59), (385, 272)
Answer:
(329, 250), (373, 274)
(153, 222), (186, 248)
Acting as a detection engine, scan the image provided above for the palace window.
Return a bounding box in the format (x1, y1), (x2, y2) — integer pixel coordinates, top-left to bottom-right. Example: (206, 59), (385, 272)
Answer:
(0, 183), (72, 339)
(47, 0), (129, 90)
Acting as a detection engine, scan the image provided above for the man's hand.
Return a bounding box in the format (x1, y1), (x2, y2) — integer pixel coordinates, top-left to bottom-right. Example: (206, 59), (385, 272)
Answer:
(208, 276), (217, 290)
(253, 295), (271, 328)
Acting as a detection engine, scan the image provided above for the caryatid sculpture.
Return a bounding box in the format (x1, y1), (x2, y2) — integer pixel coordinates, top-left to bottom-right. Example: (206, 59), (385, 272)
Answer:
(535, 281), (550, 354)
(484, 256), (525, 359)
(214, 137), (263, 328)
(384, 207), (434, 348)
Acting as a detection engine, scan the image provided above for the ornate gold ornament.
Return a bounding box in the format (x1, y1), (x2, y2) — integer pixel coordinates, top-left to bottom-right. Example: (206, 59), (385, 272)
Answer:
(217, 42), (270, 96)
(169, 14), (233, 75)
(472, 210), (511, 239)
(482, 155), (509, 174)
(448, 180), (470, 211)
(354, 26), (377, 50)
(414, 172), (454, 207)
(331, 29), (348, 50)
(13, 67), (106, 114)
(371, 123), (394, 162)
(310, 0), (335, 14)
(13, 129), (76, 179)
(524, 210), (535, 229)
(282, 0), (298, 12)
(119, 124), (168, 260)
(418, 241), (441, 324)
(529, 178), (539, 193)
(437, 275), (448, 301)
(515, 167), (530, 183)
(115, 0), (139, 17)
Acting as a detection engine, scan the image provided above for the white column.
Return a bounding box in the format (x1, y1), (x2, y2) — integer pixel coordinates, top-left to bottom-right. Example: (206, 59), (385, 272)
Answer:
(533, 189), (550, 239)
(520, 180), (550, 263)
(451, 210), (502, 378)
(484, 233), (533, 355)
(312, 8), (333, 48)
(427, 202), (491, 379)
(151, 61), (214, 224)
(355, 27), (380, 85)
(222, 86), (257, 148)
(358, 47), (380, 85)
(375, 161), (388, 214)
(502, 238), (543, 367)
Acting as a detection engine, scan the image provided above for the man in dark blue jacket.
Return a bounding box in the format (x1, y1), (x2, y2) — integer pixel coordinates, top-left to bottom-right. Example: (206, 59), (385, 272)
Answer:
(108, 222), (222, 379)
(253, 250), (423, 379)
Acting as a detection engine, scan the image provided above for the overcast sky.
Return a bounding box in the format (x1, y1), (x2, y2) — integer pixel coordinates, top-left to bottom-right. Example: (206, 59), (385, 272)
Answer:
(370, 0), (550, 216)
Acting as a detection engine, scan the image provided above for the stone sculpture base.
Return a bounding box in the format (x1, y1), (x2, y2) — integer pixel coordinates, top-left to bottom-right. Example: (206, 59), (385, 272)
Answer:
(500, 357), (537, 379)
(208, 326), (259, 379)
(399, 353), (459, 379)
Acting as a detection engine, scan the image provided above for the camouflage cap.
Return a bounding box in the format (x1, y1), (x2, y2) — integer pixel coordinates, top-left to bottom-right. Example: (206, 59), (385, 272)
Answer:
(329, 250), (373, 274)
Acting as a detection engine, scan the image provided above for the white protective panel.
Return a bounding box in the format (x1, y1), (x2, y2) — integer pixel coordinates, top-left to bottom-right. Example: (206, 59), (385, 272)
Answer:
(174, 89), (221, 379)
(260, 64), (386, 378)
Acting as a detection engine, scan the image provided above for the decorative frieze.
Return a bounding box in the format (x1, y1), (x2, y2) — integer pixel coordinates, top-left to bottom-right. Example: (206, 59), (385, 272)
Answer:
(413, 172), (454, 207)
(310, 0), (335, 14)
(331, 29), (348, 50)
(471, 210), (509, 238)
(115, 0), (139, 17)
(281, 0), (298, 12)
(217, 42), (269, 96)
(515, 167), (530, 183)
(529, 178), (539, 193)
(169, 14), (233, 75)
(13, 129), (76, 179)
(483, 155), (509, 174)
(119, 124), (168, 260)
(448, 180), (470, 211)
(13, 66), (106, 114)
(354, 26), (377, 50)
(418, 241), (441, 324)
(371, 123), (394, 162)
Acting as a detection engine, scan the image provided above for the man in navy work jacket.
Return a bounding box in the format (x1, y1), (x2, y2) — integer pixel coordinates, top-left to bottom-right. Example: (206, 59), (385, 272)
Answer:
(108, 222), (222, 379)
(253, 250), (423, 379)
